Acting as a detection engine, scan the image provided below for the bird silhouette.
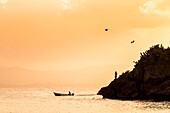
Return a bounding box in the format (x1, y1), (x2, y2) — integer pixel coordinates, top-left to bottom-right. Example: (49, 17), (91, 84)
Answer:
(131, 40), (135, 44)
(105, 29), (108, 31)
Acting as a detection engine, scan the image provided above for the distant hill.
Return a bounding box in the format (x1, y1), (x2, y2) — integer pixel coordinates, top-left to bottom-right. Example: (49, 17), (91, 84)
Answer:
(0, 65), (114, 88)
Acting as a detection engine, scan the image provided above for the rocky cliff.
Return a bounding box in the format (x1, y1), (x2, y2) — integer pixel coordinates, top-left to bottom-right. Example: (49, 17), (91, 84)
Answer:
(98, 45), (170, 101)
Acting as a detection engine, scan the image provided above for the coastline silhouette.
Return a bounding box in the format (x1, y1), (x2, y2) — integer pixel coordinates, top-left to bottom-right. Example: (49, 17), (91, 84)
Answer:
(98, 44), (170, 101)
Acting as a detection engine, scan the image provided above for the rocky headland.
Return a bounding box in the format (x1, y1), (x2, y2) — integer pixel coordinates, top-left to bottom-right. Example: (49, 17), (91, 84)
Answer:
(98, 44), (170, 101)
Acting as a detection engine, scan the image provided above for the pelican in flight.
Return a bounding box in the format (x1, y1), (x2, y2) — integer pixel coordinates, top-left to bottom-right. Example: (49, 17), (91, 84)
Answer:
(131, 40), (135, 44)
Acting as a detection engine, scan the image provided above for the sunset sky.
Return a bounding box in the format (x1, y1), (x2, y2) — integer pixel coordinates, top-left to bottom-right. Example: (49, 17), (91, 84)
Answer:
(0, 0), (170, 87)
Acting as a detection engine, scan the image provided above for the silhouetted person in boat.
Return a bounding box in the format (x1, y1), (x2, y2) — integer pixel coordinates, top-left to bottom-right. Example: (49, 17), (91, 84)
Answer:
(68, 91), (71, 95)
(115, 71), (117, 79)
(68, 91), (74, 96)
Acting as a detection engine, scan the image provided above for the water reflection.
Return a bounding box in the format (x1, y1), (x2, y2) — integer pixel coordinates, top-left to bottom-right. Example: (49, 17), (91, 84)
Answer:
(135, 101), (170, 110)
(0, 88), (169, 113)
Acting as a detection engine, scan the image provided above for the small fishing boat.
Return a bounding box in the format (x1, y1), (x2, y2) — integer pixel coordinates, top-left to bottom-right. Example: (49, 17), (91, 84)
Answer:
(53, 92), (74, 96)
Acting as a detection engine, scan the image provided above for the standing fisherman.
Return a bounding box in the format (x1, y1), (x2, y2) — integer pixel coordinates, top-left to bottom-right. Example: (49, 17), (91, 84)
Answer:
(115, 71), (117, 79)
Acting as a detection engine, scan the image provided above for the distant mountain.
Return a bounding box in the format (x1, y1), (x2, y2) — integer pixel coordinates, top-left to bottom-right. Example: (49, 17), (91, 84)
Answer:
(0, 65), (114, 88)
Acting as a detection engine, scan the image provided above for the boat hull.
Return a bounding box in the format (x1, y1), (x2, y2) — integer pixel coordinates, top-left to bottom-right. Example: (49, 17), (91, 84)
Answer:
(53, 92), (74, 96)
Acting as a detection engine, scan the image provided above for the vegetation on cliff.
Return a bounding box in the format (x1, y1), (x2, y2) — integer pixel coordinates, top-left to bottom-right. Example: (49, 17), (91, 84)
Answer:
(98, 44), (170, 101)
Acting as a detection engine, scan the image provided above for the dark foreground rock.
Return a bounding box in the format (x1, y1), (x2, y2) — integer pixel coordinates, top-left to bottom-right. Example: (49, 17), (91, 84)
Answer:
(98, 45), (170, 101)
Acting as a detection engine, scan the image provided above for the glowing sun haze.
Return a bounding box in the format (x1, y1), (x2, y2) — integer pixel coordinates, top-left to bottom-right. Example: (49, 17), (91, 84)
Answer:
(0, 0), (170, 87)
(0, 0), (8, 8)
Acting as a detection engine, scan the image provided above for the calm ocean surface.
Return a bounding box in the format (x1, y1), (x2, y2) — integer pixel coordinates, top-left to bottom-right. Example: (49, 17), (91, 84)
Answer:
(0, 88), (169, 113)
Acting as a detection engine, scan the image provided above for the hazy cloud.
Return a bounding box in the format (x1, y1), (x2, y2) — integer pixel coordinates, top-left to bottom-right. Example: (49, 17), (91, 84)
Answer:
(0, 0), (8, 4)
(56, 0), (86, 10)
(0, 0), (170, 70)
(0, 0), (8, 8)
(139, 0), (170, 17)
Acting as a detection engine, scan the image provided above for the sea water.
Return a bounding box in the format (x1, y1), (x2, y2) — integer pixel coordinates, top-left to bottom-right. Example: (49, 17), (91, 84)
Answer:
(0, 88), (169, 113)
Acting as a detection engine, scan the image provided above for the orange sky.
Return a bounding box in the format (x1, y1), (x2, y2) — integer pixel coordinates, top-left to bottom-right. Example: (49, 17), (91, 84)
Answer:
(0, 0), (170, 87)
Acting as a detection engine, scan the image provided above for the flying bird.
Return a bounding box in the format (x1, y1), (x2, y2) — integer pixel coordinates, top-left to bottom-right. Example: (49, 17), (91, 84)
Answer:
(131, 40), (135, 44)
(105, 29), (108, 31)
